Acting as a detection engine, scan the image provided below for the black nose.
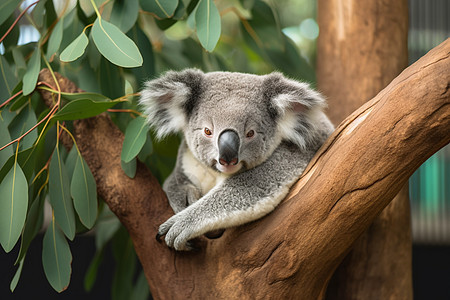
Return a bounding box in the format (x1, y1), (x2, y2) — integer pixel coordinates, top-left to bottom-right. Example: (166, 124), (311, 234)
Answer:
(218, 130), (240, 166)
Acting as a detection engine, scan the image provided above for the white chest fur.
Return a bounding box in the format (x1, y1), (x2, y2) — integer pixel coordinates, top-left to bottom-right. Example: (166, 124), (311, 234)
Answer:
(181, 149), (227, 196)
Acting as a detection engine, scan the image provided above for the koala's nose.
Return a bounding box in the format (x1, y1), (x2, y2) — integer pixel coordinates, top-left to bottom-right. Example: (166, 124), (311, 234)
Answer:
(218, 130), (240, 166)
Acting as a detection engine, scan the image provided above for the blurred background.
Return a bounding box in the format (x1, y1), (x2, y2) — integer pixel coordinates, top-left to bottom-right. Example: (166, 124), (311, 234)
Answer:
(0, 0), (449, 299)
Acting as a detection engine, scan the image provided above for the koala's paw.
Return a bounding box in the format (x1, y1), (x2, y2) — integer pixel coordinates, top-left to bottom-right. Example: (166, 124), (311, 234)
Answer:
(157, 213), (202, 251)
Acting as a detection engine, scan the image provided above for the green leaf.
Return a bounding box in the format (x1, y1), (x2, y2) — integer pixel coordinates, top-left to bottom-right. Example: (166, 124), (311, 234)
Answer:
(121, 158), (136, 179)
(242, 1), (284, 53)
(52, 98), (121, 121)
(0, 0), (21, 27)
(22, 48), (41, 96)
(98, 57), (124, 99)
(42, 217), (72, 293)
(0, 117), (13, 168)
(71, 153), (97, 229)
(139, 0), (178, 19)
(0, 146), (36, 183)
(0, 55), (18, 100)
(49, 145), (76, 240)
(112, 228), (137, 300)
(84, 249), (103, 292)
(137, 133), (153, 161)
(15, 190), (45, 265)
(91, 18), (143, 68)
(8, 103), (38, 150)
(95, 206), (120, 250)
(0, 162), (28, 252)
(31, 0), (47, 28)
(9, 94), (28, 111)
(10, 257), (24, 292)
(60, 31), (89, 62)
(121, 116), (148, 163)
(128, 25), (155, 84)
(46, 17), (64, 60)
(60, 91), (110, 102)
(12, 48), (27, 80)
(130, 271), (150, 300)
(195, 0), (221, 52)
(0, 14), (20, 51)
(110, 0), (139, 33)
(65, 146), (78, 183)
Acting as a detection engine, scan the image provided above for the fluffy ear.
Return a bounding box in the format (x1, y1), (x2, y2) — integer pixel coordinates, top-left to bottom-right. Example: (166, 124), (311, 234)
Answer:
(262, 72), (327, 149)
(139, 69), (204, 138)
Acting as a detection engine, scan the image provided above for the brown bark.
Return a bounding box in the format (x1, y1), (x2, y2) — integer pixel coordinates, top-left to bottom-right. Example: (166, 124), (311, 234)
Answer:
(38, 39), (450, 299)
(316, 0), (412, 298)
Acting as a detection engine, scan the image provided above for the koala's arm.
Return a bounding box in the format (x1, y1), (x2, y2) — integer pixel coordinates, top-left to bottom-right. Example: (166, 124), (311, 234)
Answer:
(162, 141), (202, 214)
(158, 141), (319, 251)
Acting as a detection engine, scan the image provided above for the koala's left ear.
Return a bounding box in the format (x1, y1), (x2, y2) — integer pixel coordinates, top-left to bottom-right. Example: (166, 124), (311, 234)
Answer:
(263, 72), (327, 148)
(139, 69), (204, 138)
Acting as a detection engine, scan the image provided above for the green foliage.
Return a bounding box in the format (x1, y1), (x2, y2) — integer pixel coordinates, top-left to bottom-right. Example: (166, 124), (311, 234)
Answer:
(42, 217), (73, 292)
(121, 116), (148, 163)
(0, 160), (28, 252)
(0, 0), (317, 296)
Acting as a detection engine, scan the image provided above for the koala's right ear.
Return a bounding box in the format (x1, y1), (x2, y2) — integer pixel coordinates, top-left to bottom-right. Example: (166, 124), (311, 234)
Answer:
(139, 69), (204, 138)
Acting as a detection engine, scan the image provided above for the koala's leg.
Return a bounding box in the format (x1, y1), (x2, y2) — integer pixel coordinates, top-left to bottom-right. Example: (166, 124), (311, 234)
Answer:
(162, 141), (202, 214)
(158, 142), (316, 251)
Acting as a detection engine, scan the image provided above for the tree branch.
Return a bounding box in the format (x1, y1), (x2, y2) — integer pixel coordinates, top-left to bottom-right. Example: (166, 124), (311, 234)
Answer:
(38, 38), (450, 299)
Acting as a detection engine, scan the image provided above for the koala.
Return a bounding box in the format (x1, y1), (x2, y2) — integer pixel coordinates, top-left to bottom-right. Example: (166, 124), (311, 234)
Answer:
(139, 69), (334, 251)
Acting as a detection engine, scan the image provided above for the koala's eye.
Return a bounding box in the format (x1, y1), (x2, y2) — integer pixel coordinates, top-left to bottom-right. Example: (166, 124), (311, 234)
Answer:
(204, 127), (213, 136)
(246, 130), (255, 138)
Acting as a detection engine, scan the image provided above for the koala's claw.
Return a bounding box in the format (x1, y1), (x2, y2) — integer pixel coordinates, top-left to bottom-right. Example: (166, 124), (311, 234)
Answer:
(155, 232), (163, 242)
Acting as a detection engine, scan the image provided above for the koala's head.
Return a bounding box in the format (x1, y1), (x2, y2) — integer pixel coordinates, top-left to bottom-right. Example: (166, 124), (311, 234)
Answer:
(140, 69), (326, 175)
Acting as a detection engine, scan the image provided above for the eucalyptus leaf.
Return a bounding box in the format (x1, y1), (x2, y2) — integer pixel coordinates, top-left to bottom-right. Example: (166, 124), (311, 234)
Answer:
(8, 103), (38, 150)
(31, 0), (47, 28)
(52, 98), (121, 121)
(49, 145), (76, 240)
(110, 0), (139, 33)
(121, 158), (136, 179)
(195, 0), (221, 52)
(9, 94), (28, 111)
(65, 146), (78, 183)
(42, 218), (72, 292)
(139, 0), (178, 19)
(121, 116), (148, 163)
(112, 229), (136, 300)
(92, 18), (143, 68)
(12, 48), (27, 80)
(60, 31), (89, 62)
(0, 13), (20, 51)
(22, 48), (41, 96)
(0, 0), (21, 27)
(0, 146), (36, 183)
(71, 153), (97, 229)
(60, 91), (110, 102)
(14, 187), (45, 265)
(84, 249), (103, 292)
(0, 117), (13, 168)
(97, 57), (124, 99)
(0, 162), (28, 253)
(0, 55), (17, 100)
(128, 25), (155, 84)
(10, 257), (24, 292)
(130, 271), (150, 300)
(46, 17), (64, 60)
(95, 206), (120, 250)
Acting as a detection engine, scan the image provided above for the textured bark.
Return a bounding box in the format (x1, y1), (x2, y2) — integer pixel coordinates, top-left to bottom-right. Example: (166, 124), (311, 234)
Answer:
(38, 39), (450, 299)
(316, 0), (413, 298)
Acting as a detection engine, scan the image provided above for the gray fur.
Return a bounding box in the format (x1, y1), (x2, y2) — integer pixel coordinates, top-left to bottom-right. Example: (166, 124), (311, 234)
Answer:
(139, 69), (334, 250)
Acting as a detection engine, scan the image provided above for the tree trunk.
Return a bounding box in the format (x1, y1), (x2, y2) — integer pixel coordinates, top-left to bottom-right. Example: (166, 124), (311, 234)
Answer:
(316, 0), (413, 298)
(38, 38), (450, 299)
